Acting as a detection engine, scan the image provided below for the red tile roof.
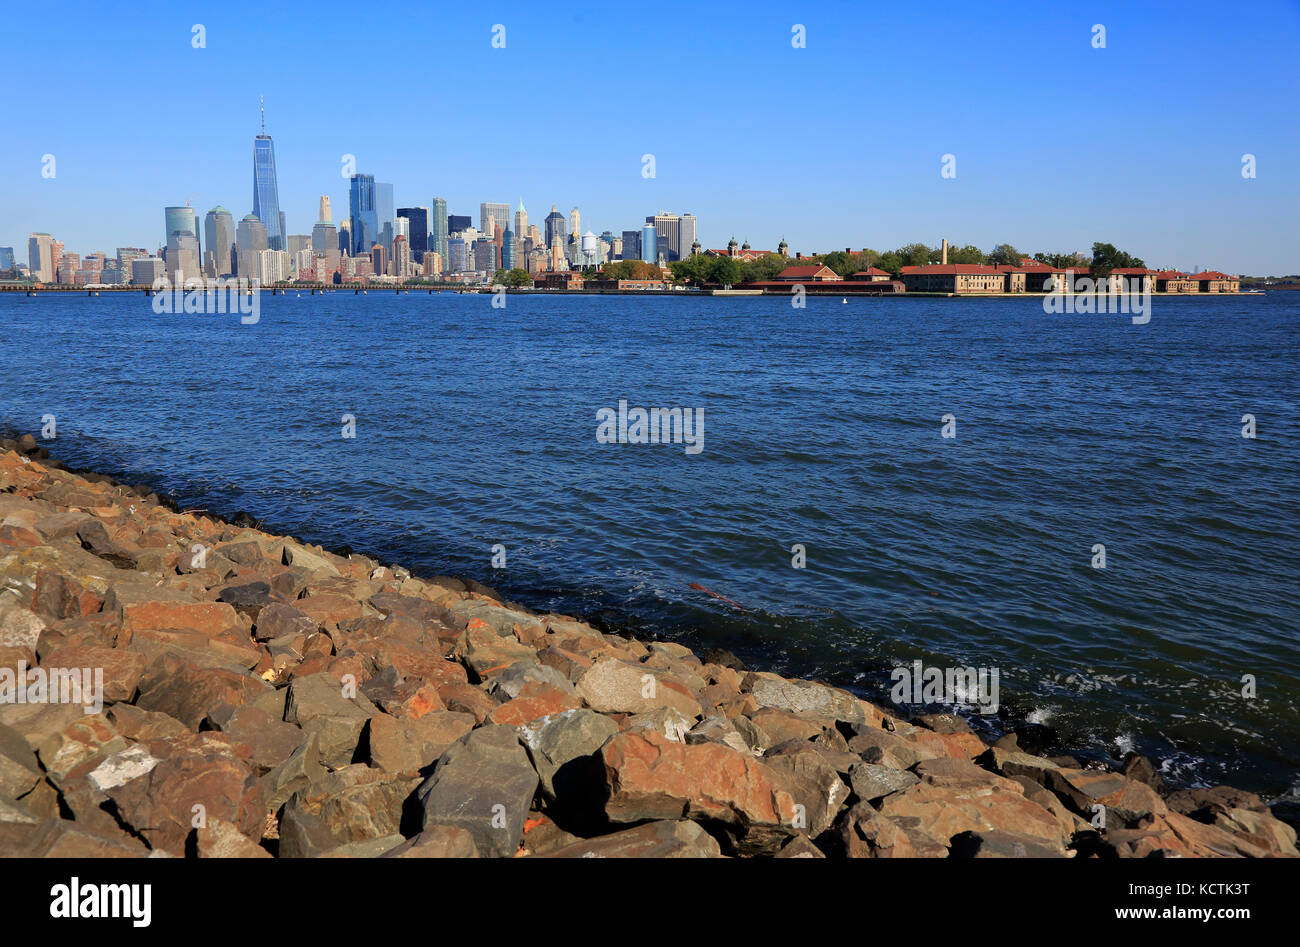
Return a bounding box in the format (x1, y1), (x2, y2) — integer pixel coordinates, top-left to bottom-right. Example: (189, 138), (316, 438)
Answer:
(776, 264), (841, 280)
(1191, 270), (1235, 280)
(1150, 270), (1190, 279)
(851, 267), (892, 277)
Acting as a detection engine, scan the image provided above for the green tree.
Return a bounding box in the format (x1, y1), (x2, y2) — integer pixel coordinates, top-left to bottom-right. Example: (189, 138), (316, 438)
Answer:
(712, 257), (741, 287)
(1090, 242), (1145, 277)
(986, 244), (1022, 266)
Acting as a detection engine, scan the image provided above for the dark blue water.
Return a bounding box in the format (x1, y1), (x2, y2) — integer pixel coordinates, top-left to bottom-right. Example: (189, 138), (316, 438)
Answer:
(3, 291), (1297, 806)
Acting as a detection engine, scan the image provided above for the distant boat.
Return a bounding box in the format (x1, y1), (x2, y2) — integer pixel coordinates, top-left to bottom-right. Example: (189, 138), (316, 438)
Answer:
(841, 298), (847, 304)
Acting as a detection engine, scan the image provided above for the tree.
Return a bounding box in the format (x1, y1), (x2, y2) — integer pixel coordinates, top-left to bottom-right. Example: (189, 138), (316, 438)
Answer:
(986, 244), (1022, 266)
(712, 257), (741, 287)
(897, 243), (932, 267)
(1090, 242), (1145, 277)
(1033, 252), (1080, 269)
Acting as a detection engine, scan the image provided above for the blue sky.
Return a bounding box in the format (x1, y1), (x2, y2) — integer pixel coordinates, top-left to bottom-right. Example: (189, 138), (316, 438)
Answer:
(4, 0), (1298, 273)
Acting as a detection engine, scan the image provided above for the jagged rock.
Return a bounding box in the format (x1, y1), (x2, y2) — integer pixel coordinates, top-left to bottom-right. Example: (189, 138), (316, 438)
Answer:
(366, 711), (476, 775)
(541, 820), (723, 858)
(417, 724), (539, 858)
(487, 684), (581, 727)
(380, 825), (480, 858)
(280, 768), (418, 855)
(762, 742), (851, 836)
(202, 704), (310, 773)
(686, 714), (752, 754)
(0, 722), (41, 800)
(775, 835), (826, 858)
(601, 729), (796, 855)
(742, 671), (865, 725)
(577, 657), (702, 718)
(950, 829), (1070, 858)
(260, 733), (324, 811)
(21, 819), (149, 857)
(517, 708), (619, 806)
(196, 817), (272, 858)
(848, 761), (920, 802)
(39, 644), (146, 703)
(136, 656), (272, 728)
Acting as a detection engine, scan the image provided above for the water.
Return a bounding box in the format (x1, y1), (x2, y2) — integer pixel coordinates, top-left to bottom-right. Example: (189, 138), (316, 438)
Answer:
(2, 290), (1297, 808)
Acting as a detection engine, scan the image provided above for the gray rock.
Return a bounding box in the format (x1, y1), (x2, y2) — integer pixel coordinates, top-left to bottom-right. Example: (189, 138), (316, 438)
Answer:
(848, 762), (920, 802)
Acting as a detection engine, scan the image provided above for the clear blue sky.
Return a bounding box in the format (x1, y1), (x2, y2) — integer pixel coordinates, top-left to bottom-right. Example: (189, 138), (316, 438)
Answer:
(4, 0), (1298, 273)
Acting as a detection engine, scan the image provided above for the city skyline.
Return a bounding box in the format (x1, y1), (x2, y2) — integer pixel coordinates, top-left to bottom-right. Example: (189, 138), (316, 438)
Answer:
(2, 1), (1298, 274)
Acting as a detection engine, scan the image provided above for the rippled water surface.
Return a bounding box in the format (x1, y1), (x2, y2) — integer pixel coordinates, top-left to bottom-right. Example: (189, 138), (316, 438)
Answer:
(2, 290), (1297, 802)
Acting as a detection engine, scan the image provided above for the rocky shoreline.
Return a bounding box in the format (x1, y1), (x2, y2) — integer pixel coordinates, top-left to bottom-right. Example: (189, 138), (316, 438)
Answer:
(0, 438), (1294, 858)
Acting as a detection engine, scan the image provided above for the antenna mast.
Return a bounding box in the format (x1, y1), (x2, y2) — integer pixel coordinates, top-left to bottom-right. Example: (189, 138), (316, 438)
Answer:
(259, 95), (265, 135)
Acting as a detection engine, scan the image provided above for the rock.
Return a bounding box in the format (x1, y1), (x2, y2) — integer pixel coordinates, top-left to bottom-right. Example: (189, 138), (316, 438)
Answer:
(22, 819), (149, 857)
(380, 825), (480, 858)
(878, 780), (1067, 852)
(576, 657), (702, 719)
(417, 724), (539, 858)
(457, 621), (539, 681)
(87, 745), (161, 792)
(626, 705), (695, 744)
(0, 722), (41, 800)
(775, 835), (826, 858)
(742, 671), (865, 725)
(601, 729), (796, 855)
(366, 711), (476, 775)
(1212, 807), (1299, 857)
(216, 581), (277, 620)
(838, 803), (944, 858)
(196, 817), (272, 858)
(0, 603), (45, 650)
(541, 820), (723, 858)
(39, 645), (147, 704)
(487, 662), (575, 701)
(917, 712), (972, 734)
(252, 603), (318, 642)
(517, 708), (619, 809)
(848, 761), (919, 802)
(701, 647), (746, 671)
(762, 743), (851, 837)
(1166, 785), (1268, 822)
(487, 684), (581, 727)
(280, 768), (418, 855)
(285, 671), (377, 767)
(136, 657), (272, 729)
(259, 734), (324, 811)
(1044, 767), (1130, 816)
(202, 704), (310, 774)
(686, 714), (752, 755)
(1121, 752), (1163, 791)
(105, 734), (264, 856)
(319, 834), (407, 857)
(949, 829), (1070, 858)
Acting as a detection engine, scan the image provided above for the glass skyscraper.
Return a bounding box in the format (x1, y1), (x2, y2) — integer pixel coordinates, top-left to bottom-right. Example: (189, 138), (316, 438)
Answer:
(430, 197), (448, 264)
(252, 114), (284, 251)
(376, 182), (395, 255)
(641, 223), (657, 263)
(349, 174), (378, 256)
(397, 207), (428, 263)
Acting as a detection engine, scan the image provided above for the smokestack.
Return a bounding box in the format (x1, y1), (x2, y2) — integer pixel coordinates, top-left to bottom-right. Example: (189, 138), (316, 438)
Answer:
(941, 238), (948, 265)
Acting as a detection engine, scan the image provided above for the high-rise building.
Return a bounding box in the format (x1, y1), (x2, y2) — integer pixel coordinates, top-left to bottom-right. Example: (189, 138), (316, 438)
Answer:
(621, 230), (641, 262)
(252, 98), (284, 250)
(286, 234), (312, 255)
(236, 213), (268, 280)
(502, 229), (516, 270)
(397, 207), (429, 263)
(447, 237), (467, 272)
(647, 212), (681, 261)
(312, 219), (338, 255)
(318, 196), (331, 224)
(338, 220), (351, 255)
(569, 207), (580, 241)
(0, 247), (16, 272)
(131, 257), (164, 286)
(423, 252), (442, 277)
(430, 198), (448, 263)
(27, 234), (54, 282)
(678, 214), (697, 258)
(348, 174), (377, 256)
(203, 206), (235, 277)
(473, 237), (496, 274)
(480, 202), (510, 239)
(164, 205), (199, 265)
(392, 234), (411, 279)
(370, 244), (388, 277)
(545, 205), (566, 248)
(514, 200), (527, 242)
(165, 232), (201, 283)
(376, 182), (395, 255)
(640, 224), (657, 264)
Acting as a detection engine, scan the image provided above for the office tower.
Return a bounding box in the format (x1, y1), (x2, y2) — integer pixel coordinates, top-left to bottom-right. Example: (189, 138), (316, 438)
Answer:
(569, 207), (580, 241)
(640, 223), (657, 264)
(236, 213), (268, 280)
(286, 234), (312, 255)
(203, 206), (235, 277)
(480, 202), (510, 239)
(514, 200), (527, 241)
(647, 212), (680, 261)
(348, 174), (377, 256)
(370, 244), (388, 277)
(621, 230), (641, 262)
(338, 220), (351, 254)
(0, 247), (15, 272)
(165, 232), (201, 283)
(430, 198), (448, 263)
(392, 235), (411, 279)
(447, 214), (472, 234)
(319, 196), (331, 223)
(257, 249), (289, 284)
(545, 205), (566, 248)
(423, 252), (442, 277)
(483, 215), (494, 239)
(376, 182), (395, 255)
(473, 238), (496, 274)
(27, 233), (54, 282)
(252, 99), (284, 250)
(397, 207), (428, 262)
(502, 229), (516, 270)
(131, 257), (164, 285)
(312, 219), (338, 255)
(447, 237), (467, 272)
(678, 214), (697, 258)
(164, 205), (199, 263)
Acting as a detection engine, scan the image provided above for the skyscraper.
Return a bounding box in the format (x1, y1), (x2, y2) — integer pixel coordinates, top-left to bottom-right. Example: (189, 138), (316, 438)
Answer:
(27, 233), (54, 282)
(236, 214), (268, 280)
(397, 207), (429, 263)
(480, 202), (510, 238)
(502, 229), (516, 270)
(0, 247), (17, 272)
(569, 207), (581, 242)
(318, 196), (331, 224)
(376, 182), (395, 255)
(621, 230), (641, 262)
(678, 214), (697, 258)
(514, 200), (527, 242)
(349, 174), (378, 256)
(648, 212), (680, 261)
(430, 198), (448, 263)
(640, 223), (657, 264)
(204, 206), (236, 277)
(545, 205), (566, 248)
(252, 98), (285, 251)
(164, 205), (199, 264)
